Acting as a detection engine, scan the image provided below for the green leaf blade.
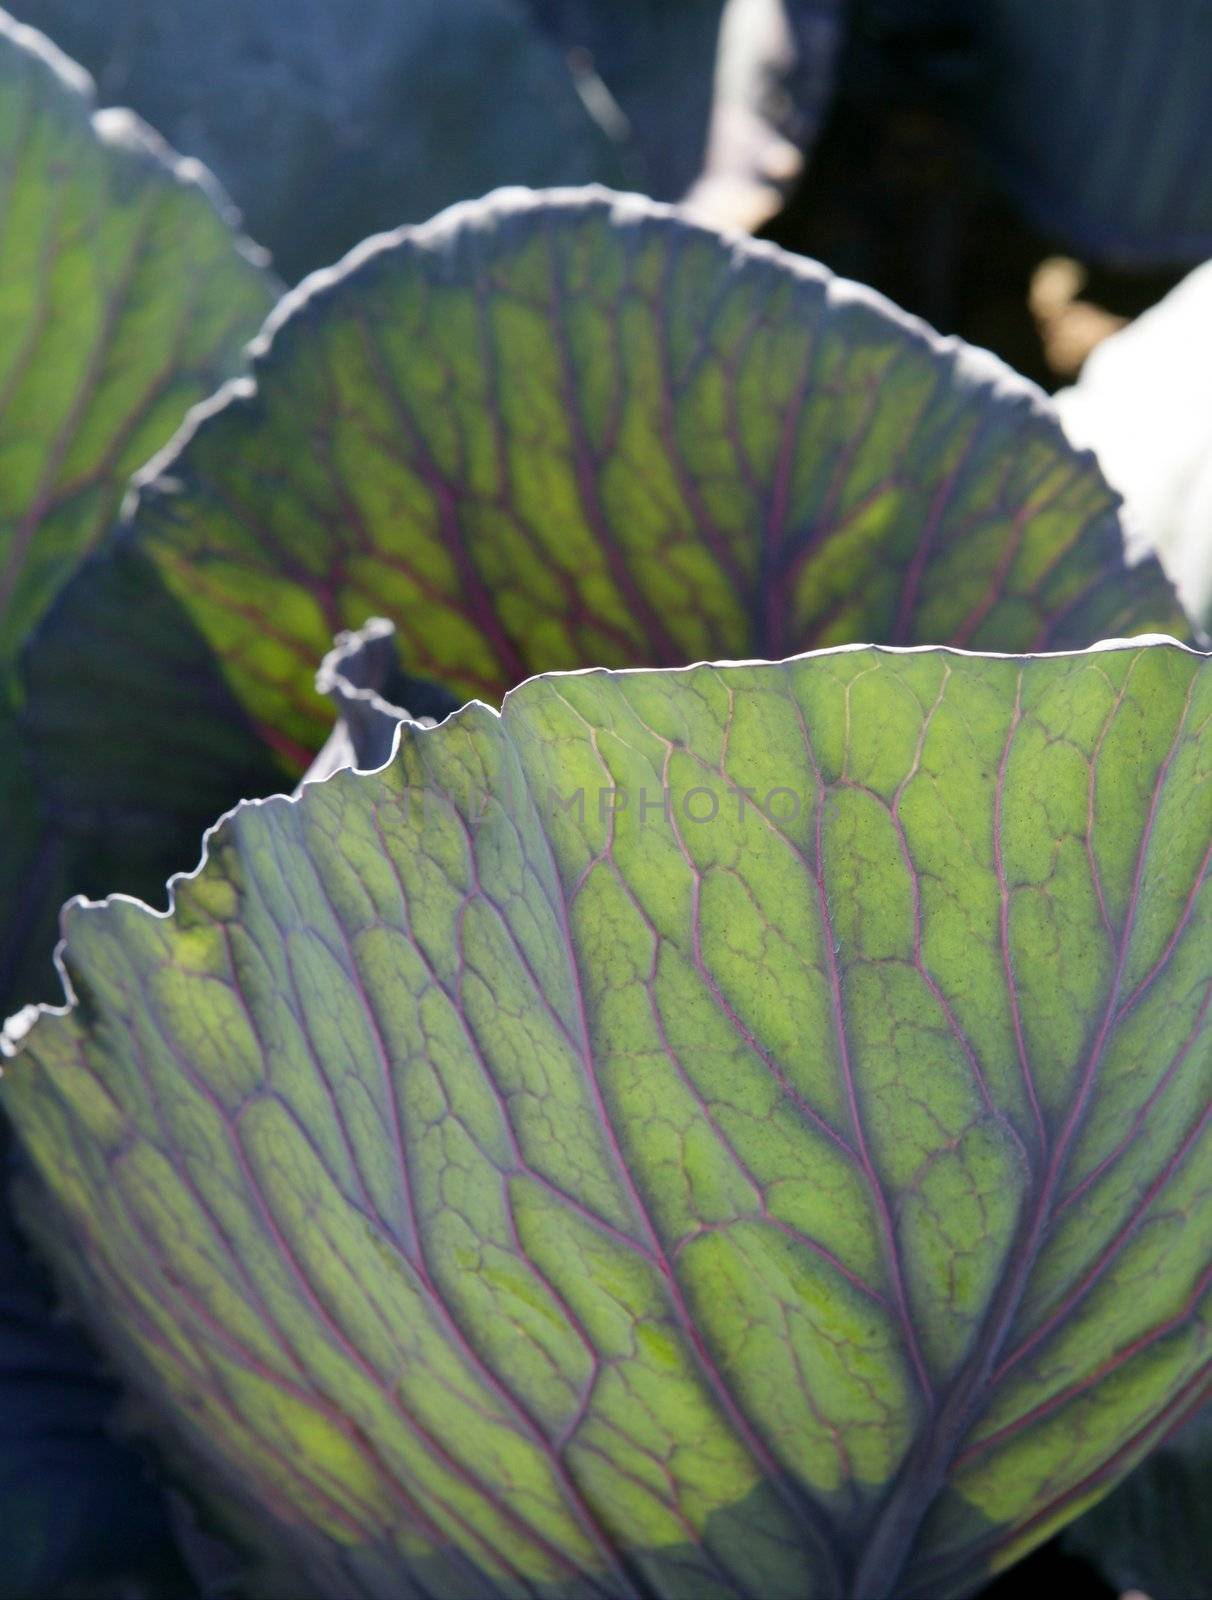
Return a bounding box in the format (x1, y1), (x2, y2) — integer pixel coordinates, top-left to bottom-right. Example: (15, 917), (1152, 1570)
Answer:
(6, 639), (1209, 1598)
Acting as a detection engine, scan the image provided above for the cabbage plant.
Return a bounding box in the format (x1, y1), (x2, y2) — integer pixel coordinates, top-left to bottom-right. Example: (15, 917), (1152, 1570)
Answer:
(3, 173), (1209, 1600)
(0, 10), (1208, 1600)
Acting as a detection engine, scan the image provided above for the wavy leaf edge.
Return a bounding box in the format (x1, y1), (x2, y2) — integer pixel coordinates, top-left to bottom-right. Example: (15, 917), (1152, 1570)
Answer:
(5, 628), (1195, 1036)
(118, 182), (1134, 555)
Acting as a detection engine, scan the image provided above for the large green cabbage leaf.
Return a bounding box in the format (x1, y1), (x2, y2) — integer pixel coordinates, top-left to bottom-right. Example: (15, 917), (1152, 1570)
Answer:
(16, 189), (1184, 1010)
(5, 637), (1209, 1598)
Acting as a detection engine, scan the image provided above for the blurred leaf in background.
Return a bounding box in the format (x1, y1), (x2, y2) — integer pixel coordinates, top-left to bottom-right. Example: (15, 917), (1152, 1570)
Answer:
(8, 1), (846, 282)
(773, 3), (1212, 392)
(7, 0), (630, 281)
(852, 1), (1212, 270)
(968, 0), (1212, 270)
(526, 0), (730, 197)
(685, 0), (845, 231)
(530, 0), (844, 230)
(1065, 1405), (1212, 1600)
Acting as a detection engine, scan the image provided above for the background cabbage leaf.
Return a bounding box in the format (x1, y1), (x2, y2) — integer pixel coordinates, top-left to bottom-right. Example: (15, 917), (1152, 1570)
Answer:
(683, 0), (846, 233)
(5, 0), (636, 283)
(5, 638), (1209, 1598)
(529, 0), (844, 230)
(1064, 1403), (1212, 1599)
(16, 190), (1183, 1010)
(0, 8), (274, 1009)
(7, 1), (846, 280)
(527, 0), (731, 201)
(1056, 260), (1212, 637)
(972, 0), (1212, 269)
(860, 0), (1212, 269)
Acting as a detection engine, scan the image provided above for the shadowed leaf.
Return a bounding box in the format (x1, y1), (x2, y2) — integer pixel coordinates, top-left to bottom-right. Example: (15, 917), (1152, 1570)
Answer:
(869, 0), (1212, 268)
(8, 0), (632, 282)
(527, 0), (846, 221)
(974, 0), (1212, 268)
(526, 0), (731, 198)
(0, 1119), (193, 1600)
(5, 638), (1210, 1599)
(1064, 1403), (1212, 1600)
